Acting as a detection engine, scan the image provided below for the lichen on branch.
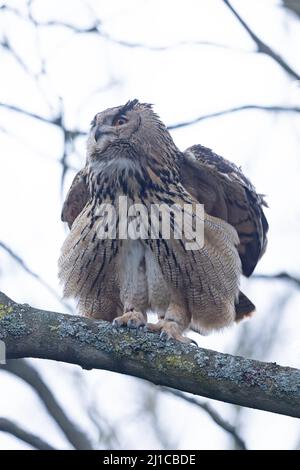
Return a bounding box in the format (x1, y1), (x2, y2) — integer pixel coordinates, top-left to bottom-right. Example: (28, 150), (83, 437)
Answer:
(0, 290), (299, 418)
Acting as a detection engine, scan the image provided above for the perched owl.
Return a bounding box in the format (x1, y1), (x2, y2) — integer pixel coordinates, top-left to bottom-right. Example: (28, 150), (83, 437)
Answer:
(59, 100), (268, 344)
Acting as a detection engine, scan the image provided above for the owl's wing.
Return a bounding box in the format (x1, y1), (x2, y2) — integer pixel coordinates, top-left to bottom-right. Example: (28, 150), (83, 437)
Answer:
(180, 144), (268, 277)
(61, 168), (89, 229)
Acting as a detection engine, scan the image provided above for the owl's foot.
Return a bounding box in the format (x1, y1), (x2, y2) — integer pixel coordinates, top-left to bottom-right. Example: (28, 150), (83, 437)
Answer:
(146, 320), (197, 346)
(113, 310), (146, 329)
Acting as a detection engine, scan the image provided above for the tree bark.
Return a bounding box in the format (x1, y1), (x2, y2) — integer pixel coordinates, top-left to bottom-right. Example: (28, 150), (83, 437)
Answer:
(0, 290), (299, 418)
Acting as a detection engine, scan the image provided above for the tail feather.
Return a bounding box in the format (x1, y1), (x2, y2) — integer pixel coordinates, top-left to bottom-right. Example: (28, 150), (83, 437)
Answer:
(235, 291), (256, 322)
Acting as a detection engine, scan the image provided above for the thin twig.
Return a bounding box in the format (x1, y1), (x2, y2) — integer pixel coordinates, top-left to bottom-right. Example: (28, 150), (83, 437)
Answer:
(3, 100), (299, 137)
(1, 359), (94, 450)
(0, 241), (73, 313)
(1, 5), (246, 53)
(0, 102), (85, 137)
(223, 0), (300, 80)
(0, 100), (84, 189)
(168, 104), (300, 130)
(101, 33), (244, 52)
(253, 272), (300, 288)
(0, 417), (55, 450)
(0, 37), (32, 75)
(0, 102), (59, 126)
(161, 388), (247, 450)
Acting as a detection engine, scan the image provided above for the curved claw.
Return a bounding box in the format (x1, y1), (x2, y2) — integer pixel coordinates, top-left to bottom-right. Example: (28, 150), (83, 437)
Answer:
(127, 319), (135, 329)
(113, 311), (146, 330)
(146, 320), (198, 346)
(112, 318), (122, 329)
(160, 330), (169, 341)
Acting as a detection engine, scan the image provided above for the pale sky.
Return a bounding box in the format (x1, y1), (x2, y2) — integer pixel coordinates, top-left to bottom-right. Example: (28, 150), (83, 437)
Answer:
(0, 0), (300, 450)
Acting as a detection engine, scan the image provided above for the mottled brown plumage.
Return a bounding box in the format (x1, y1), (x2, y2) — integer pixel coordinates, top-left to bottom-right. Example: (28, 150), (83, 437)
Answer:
(59, 100), (268, 342)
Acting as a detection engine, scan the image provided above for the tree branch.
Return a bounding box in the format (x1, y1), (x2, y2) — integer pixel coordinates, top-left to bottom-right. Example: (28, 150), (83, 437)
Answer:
(0, 4), (246, 53)
(0, 101), (84, 187)
(282, 0), (300, 19)
(161, 388), (247, 450)
(0, 241), (72, 312)
(2, 101), (299, 136)
(0, 291), (299, 418)
(0, 417), (55, 450)
(0, 102), (85, 137)
(168, 105), (300, 130)
(223, 0), (300, 81)
(252, 271), (300, 287)
(253, 272), (300, 288)
(1, 359), (93, 450)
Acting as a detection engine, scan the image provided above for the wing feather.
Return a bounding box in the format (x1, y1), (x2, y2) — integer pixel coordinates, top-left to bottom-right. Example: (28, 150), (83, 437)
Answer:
(180, 144), (268, 276)
(61, 168), (89, 229)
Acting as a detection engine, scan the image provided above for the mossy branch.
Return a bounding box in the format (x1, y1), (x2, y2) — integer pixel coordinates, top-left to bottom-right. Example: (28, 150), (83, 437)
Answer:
(0, 290), (299, 418)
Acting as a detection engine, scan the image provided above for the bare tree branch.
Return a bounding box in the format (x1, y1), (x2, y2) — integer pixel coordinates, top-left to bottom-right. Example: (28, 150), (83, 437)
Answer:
(3, 100), (299, 138)
(100, 33), (242, 52)
(223, 0), (300, 81)
(0, 4), (245, 53)
(0, 101), (84, 187)
(0, 291), (299, 419)
(0, 102), (59, 126)
(161, 388), (247, 450)
(0, 241), (73, 313)
(0, 102), (85, 137)
(0, 359), (93, 450)
(168, 105), (300, 130)
(0, 37), (32, 75)
(282, 0), (300, 19)
(253, 272), (300, 288)
(0, 417), (55, 450)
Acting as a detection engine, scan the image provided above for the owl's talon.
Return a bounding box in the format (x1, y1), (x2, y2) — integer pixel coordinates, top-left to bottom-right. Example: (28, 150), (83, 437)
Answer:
(127, 319), (144, 331)
(160, 331), (169, 341)
(113, 311), (146, 329)
(112, 319), (121, 328)
(146, 320), (197, 346)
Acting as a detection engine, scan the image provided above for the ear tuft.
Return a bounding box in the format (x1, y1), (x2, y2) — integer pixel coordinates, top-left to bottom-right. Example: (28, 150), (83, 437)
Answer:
(121, 99), (140, 113)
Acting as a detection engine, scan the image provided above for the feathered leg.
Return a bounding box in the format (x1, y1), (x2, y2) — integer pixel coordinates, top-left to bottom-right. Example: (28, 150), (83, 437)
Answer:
(113, 241), (148, 329)
(146, 301), (196, 344)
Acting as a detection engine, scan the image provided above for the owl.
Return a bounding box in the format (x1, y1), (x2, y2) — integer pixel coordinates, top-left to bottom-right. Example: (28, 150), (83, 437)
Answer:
(58, 100), (268, 344)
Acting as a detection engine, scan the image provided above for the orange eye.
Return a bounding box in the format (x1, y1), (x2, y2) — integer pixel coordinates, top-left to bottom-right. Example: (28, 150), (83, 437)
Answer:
(114, 116), (127, 126)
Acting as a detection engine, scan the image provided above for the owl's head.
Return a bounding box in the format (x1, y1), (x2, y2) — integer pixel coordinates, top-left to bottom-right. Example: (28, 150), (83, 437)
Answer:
(87, 99), (177, 162)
